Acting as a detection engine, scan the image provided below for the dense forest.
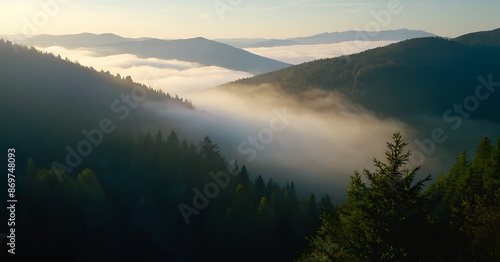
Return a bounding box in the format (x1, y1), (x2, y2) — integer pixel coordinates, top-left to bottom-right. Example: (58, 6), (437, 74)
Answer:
(15, 131), (324, 261)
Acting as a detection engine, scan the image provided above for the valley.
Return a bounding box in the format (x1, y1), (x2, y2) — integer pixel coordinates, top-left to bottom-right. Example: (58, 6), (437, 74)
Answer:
(1, 3), (499, 259)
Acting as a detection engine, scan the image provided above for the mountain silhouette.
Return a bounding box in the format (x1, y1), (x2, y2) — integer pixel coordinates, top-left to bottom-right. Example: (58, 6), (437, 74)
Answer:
(216, 29), (436, 48)
(19, 33), (292, 74)
(287, 29), (436, 45)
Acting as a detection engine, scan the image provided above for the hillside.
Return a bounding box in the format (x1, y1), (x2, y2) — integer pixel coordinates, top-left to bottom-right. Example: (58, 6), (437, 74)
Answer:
(225, 30), (500, 121)
(0, 39), (193, 167)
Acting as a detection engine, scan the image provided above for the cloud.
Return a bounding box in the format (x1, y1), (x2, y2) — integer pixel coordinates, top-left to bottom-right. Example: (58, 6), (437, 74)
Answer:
(243, 41), (397, 64)
(37, 46), (253, 96)
(133, 66), (252, 94)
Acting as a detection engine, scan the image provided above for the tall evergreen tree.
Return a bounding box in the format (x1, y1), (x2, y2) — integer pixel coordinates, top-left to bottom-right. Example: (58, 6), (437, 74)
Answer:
(320, 194), (335, 215)
(299, 132), (432, 261)
(166, 130), (180, 149)
(199, 135), (225, 170)
(200, 136), (220, 157)
(491, 138), (500, 180)
(155, 130), (163, 144)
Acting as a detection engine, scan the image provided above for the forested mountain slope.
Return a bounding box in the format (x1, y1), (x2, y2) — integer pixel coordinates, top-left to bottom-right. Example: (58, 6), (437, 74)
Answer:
(225, 29), (500, 121)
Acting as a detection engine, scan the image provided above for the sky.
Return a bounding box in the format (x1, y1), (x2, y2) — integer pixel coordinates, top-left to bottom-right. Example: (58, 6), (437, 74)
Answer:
(1, 0), (499, 39)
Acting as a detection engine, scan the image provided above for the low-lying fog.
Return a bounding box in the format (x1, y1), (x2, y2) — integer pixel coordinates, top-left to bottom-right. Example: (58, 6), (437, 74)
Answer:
(36, 44), (499, 201)
(243, 40), (397, 64)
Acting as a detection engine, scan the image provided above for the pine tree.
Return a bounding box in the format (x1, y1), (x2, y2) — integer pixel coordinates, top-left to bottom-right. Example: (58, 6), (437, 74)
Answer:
(166, 130), (180, 149)
(200, 136), (220, 158)
(237, 165), (251, 188)
(491, 138), (500, 180)
(436, 151), (471, 219)
(179, 139), (189, 153)
(299, 132), (432, 261)
(472, 136), (493, 171)
(470, 136), (493, 191)
(155, 130), (163, 144)
(199, 136), (225, 171)
(320, 194), (335, 215)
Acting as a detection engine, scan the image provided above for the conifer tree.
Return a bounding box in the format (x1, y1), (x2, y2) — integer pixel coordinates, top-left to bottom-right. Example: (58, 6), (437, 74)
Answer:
(166, 130), (180, 149)
(299, 132), (432, 261)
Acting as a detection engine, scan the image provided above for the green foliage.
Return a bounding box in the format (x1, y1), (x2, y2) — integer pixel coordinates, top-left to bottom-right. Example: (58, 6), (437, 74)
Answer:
(492, 138), (500, 180)
(16, 131), (322, 261)
(299, 132), (433, 261)
(440, 136), (500, 260)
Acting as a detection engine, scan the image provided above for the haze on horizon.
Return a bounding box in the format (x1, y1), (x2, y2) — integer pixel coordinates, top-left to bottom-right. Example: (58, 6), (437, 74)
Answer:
(1, 0), (499, 40)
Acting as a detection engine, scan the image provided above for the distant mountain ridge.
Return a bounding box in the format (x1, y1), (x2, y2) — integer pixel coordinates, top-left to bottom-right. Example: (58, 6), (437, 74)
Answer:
(19, 33), (129, 48)
(95, 37), (291, 74)
(244, 39), (303, 48)
(288, 29), (436, 45)
(216, 29), (436, 48)
(10, 33), (292, 74)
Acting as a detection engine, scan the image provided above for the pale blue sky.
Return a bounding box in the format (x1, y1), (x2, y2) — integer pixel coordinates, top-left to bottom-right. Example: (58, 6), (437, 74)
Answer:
(1, 0), (499, 39)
